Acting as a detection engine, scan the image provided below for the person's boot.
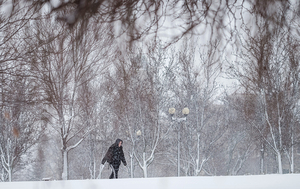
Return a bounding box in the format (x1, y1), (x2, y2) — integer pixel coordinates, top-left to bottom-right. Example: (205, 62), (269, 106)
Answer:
(109, 172), (114, 179)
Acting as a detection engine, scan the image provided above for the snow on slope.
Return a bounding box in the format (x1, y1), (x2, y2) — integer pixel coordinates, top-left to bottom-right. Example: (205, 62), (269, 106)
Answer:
(1, 174), (300, 189)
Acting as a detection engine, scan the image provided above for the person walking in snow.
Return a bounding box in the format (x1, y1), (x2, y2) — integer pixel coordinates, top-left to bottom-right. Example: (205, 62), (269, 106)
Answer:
(101, 139), (127, 179)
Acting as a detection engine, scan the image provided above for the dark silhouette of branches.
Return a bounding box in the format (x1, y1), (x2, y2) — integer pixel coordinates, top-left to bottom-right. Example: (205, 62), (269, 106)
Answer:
(16, 0), (296, 47)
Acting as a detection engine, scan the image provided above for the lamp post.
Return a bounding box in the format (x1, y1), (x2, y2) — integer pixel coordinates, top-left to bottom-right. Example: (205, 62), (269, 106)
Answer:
(169, 107), (189, 177)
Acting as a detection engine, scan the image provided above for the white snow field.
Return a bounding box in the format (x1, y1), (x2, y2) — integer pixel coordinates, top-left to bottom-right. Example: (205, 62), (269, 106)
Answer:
(1, 174), (300, 189)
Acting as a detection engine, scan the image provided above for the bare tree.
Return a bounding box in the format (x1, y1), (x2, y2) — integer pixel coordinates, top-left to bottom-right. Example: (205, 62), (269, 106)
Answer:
(11, 0), (295, 48)
(0, 65), (46, 182)
(173, 40), (226, 176)
(227, 17), (300, 174)
(28, 17), (111, 180)
(220, 92), (259, 175)
(70, 75), (116, 180)
(103, 42), (172, 178)
(0, 4), (48, 180)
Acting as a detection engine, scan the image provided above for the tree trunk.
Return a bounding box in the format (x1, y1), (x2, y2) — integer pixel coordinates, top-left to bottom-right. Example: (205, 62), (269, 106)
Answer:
(277, 151), (283, 174)
(62, 150), (68, 180)
(8, 166), (12, 182)
(291, 126), (294, 173)
(260, 143), (265, 174)
(142, 152), (148, 178)
(130, 152), (134, 178)
(177, 127), (180, 177)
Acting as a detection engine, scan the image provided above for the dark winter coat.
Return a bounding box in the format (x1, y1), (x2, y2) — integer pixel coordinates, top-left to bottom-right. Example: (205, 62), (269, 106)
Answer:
(101, 139), (127, 168)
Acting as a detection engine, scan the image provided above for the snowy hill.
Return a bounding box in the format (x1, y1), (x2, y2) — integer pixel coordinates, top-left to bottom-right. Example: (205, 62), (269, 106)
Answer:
(1, 174), (300, 189)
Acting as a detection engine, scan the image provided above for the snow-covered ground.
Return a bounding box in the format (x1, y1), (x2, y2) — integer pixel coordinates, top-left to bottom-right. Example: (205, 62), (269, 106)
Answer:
(1, 174), (300, 189)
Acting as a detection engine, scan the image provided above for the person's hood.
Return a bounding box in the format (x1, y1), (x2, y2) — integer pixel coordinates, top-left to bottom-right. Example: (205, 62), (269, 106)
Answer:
(115, 138), (123, 145)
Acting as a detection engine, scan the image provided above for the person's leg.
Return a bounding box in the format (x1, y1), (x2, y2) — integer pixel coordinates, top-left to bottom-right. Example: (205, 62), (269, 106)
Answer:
(109, 171), (114, 179)
(114, 168), (119, 178)
(111, 164), (120, 179)
(109, 164), (116, 179)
